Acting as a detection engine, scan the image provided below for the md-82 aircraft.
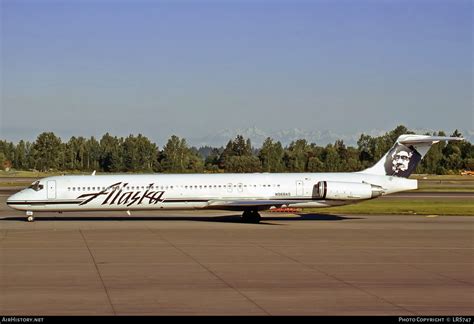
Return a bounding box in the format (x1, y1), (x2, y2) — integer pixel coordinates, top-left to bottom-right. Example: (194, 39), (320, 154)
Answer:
(7, 134), (464, 222)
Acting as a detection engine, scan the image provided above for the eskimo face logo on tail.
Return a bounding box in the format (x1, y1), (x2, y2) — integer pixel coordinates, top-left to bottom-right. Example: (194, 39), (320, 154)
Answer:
(392, 150), (412, 172)
(77, 182), (165, 207)
(384, 144), (421, 177)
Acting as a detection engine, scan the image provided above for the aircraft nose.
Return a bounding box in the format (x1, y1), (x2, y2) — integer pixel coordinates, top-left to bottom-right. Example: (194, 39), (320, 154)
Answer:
(7, 192), (17, 204)
(6, 191), (24, 208)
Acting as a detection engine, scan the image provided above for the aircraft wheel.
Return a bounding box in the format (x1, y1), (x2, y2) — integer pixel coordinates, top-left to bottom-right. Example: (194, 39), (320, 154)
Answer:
(242, 210), (261, 223)
(26, 211), (34, 222)
(242, 210), (251, 223)
(251, 211), (261, 224)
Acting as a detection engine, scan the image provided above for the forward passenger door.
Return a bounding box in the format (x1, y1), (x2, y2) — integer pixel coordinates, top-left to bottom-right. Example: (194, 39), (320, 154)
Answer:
(47, 180), (56, 199)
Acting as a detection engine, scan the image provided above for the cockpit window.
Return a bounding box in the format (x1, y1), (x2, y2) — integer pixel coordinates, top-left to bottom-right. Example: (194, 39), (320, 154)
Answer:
(28, 181), (44, 191)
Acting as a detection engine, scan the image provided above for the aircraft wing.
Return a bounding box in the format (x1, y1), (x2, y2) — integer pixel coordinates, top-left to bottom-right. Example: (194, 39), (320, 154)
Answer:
(206, 199), (307, 211)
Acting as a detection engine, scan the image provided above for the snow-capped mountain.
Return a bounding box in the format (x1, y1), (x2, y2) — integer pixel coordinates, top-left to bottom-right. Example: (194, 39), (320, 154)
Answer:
(189, 127), (473, 148)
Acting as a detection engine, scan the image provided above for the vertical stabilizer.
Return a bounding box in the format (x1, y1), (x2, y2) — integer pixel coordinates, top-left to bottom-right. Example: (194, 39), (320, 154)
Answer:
(359, 135), (464, 178)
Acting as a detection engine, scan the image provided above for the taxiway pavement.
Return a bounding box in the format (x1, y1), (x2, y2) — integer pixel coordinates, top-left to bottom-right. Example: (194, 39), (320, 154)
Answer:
(0, 199), (472, 315)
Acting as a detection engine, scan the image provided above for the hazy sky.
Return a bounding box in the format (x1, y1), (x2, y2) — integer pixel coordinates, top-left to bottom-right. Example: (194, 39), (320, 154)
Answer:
(1, 0), (472, 145)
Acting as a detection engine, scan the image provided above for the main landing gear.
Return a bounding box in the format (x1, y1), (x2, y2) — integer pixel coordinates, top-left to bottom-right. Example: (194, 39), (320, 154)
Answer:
(241, 210), (261, 223)
(26, 211), (34, 222)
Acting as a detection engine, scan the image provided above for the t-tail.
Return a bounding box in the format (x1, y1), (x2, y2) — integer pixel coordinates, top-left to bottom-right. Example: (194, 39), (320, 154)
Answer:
(359, 134), (464, 178)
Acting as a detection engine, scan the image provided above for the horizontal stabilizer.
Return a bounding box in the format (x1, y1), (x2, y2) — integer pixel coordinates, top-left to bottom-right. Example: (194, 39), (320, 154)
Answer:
(397, 135), (464, 145)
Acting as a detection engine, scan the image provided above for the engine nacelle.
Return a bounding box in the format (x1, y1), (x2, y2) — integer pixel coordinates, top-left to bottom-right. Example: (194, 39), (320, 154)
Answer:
(313, 181), (384, 200)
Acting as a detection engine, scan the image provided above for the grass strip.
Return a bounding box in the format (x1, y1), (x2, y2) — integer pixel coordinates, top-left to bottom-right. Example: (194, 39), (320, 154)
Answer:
(303, 199), (474, 216)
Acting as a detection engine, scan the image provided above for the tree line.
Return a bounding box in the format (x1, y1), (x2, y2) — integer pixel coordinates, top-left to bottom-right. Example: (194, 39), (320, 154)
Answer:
(0, 126), (472, 174)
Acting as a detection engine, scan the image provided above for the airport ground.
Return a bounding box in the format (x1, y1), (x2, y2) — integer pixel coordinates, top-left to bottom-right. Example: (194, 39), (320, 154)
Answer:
(0, 204), (473, 315)
(0, 177), (473, 315)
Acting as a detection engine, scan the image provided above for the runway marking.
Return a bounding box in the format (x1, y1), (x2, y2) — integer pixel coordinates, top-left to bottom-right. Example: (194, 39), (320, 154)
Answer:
(259, 244), (418, 315)
(148, 227), (271, 315)
(426, 215), (438, 218)
(408, 264), (474, 287)
(79, 229), (116, 315)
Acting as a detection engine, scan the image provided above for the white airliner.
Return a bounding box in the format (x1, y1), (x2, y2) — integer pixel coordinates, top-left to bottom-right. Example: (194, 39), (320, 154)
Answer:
(6, 134), (463, 222)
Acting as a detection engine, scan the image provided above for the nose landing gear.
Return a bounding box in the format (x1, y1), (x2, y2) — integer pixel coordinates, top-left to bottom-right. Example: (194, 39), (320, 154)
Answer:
(26, 211), (34, 222)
